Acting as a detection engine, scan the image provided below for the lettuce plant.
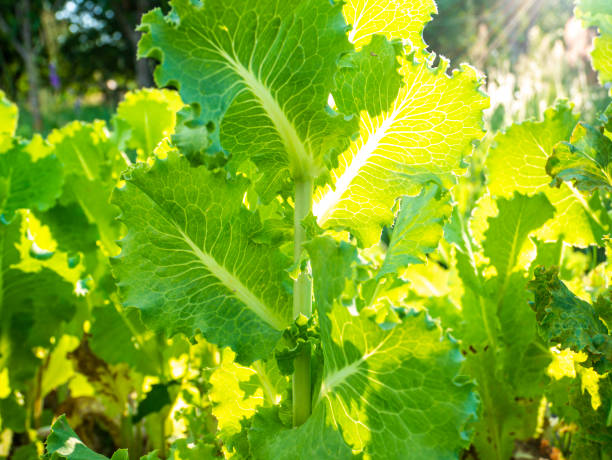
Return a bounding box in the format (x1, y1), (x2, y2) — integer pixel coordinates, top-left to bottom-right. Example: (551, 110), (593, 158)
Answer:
(5, 0), (609, 458)
(110, 0), (489, 457)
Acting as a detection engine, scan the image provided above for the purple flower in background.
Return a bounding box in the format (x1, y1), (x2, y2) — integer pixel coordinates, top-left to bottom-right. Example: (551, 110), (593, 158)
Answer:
(49, 63), (60, 90)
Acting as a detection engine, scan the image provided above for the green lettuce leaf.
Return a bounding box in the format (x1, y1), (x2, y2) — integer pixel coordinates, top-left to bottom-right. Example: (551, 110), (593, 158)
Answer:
(48, 121), (114, 181)
(530, 266), (612, 373)
(316, 305), (476, 459)
(378, 183), (451, 278)
(464, 346), (544, 460)
(575, 0), (612, 85)
(249, 405), (352, 460)
(112, 151), (292, 363)
(548, 122), (612, 193)
(332, 35), (404, 117)
(447, 194), (555, 459)
(495, 273), (551, 393)
(487, 101), (606, 247)
(0, 138), (63, 219)
(483, 192), (555, 282)
(307, 235), (476, 459)
(48, 121), (123, 254)
(305, 236), (357, 333)
(249, 309), (478, 460)
(34, 202), (99, 256)
(114, 89), (183, 159)
(314, 55), (488, 246)
(138, 0), (357, 199)
(209, 349), (288, 441)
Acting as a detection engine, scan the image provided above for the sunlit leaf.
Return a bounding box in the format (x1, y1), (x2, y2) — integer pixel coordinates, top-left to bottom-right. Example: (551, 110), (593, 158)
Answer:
(138, 0), (358, 199)
(114, 88), (183, 159)
(548, 122), (612, 193)
(0, 139), (63, 220)
(314, 55), (487, 246)
(378, 183), (451, 278)
(487, 101), (605, 247)
(0, 90), (17, 142)
(113, 151), (292, 363)
(307, 235), (476, 458)
(342, 0), (437, 50)
(483, 192), (555, 281)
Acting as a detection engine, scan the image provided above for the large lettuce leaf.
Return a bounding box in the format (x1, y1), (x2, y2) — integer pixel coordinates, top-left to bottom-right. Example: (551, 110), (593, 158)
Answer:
(302, 236), (476, 459)
(487, 102), (607, 247)
(113, 152), (292, 364)
(314, 55), (488, 246)
(138, 0), (358, 199)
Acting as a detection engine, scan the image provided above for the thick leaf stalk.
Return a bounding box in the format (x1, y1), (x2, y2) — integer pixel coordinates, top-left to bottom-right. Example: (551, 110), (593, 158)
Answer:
(293, 179), (313, 426)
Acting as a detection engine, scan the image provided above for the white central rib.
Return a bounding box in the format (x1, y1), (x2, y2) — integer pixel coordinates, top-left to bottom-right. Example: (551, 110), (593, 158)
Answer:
(173, 223), (287, 331)
(313, 111), (397, 225)
(218, 49), (315, 177)
(317, 334), (390, 403)
(72, 143), (95, 181)
(319, 358), (364, 401)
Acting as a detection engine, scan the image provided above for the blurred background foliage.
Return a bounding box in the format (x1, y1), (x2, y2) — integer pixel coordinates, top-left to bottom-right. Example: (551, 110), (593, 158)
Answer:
(0, 0), (169, 138)
(1, 0), (609, 139)
(0, 0), (607, 136)
(425, 0), (610, 128)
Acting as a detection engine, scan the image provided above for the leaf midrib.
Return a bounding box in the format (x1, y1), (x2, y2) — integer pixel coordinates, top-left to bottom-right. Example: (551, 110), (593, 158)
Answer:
(502, 199), (525, 282)
(312, 61), (428, 226)
(132, 181), (288, 332)
(70, 142), (95, 181)
(172, 223), (287, 330)
(317, 329), (393, 403)
(216, 47), (317, 180)
(313, 109), (397, 225)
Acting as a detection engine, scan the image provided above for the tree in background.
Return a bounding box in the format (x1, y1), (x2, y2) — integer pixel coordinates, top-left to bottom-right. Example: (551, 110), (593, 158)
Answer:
(0, 0), (46, 130)
(57, 0), (171, 90)
(0, 0), (170, 133)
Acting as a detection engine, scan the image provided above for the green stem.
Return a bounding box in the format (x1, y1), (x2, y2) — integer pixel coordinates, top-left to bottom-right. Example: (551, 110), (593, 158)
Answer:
(120, 415), (134, 460)
(32, 356), (46, 430)
(134, 421), (142, 459)
(159, 414), (167, 459)
(293, 179), (313, 427)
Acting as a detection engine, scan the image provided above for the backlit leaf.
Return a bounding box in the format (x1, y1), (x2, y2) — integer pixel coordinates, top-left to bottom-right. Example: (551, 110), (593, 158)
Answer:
(548, 122), (612, 193)
(483, 192), (555, 281)
(378, 183), (451, 278)
(138, 0), (357, 199)
(114, 88), (183, 159)
(113, 151), (292, 363)
(487, 101), (605, 247)
(314, 56), (488, 246)
(342, 0), (437, 50)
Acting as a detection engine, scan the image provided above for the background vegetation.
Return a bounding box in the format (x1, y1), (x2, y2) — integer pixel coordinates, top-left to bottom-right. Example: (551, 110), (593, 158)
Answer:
(0, 1), (610, 459)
